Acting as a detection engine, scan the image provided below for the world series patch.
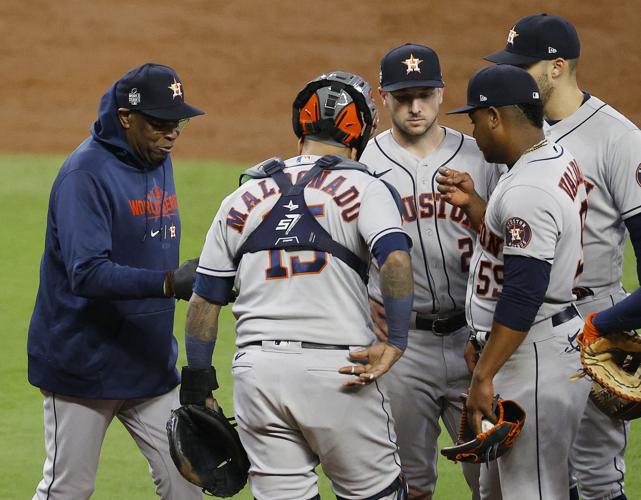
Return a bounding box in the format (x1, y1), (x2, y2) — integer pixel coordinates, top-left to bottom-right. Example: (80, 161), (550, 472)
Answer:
(505, 217), (532, 248)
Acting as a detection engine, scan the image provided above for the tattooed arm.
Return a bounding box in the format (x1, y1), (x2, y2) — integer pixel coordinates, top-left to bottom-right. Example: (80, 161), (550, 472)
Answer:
(180, 293), (223, 409)
(340, 249), (414, 386)
(186, 293), (222, 344)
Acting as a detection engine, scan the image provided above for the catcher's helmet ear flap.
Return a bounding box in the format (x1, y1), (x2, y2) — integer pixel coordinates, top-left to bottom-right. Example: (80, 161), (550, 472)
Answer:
(293, 71), (378, 160)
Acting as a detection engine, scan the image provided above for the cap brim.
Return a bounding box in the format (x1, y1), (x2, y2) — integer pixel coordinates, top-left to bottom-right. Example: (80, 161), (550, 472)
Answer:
(140, 102), (205, 120)
(381, 80), (445, 92)
(484, 49), (543, 66)
(445, 104), (483, 115)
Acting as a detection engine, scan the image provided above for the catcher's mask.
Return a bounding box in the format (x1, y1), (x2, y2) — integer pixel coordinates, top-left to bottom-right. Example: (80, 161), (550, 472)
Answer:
(293, 71), (378, 160)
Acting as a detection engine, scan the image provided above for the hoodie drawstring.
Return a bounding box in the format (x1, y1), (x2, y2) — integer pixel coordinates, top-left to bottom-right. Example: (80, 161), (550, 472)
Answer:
(141, 170), (149, 242)
(159, 163), (165, 242)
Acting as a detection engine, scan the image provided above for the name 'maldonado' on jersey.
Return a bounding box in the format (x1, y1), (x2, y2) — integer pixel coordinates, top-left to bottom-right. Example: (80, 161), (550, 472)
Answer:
(197, 155), (407, 346)
(360, 127), (503, 316)
(467, 142), (587, 332)
(545, 95), (641, 288)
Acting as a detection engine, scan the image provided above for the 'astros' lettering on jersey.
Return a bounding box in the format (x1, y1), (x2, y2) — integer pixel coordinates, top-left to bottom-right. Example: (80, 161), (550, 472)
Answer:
(467, 142), (587, 332)
(197, 155), (407, 346)
(545, 95), (641, 288)
(360, 128), (504, 315)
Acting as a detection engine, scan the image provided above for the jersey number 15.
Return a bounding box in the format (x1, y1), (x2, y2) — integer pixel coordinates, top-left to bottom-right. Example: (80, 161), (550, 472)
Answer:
(265, 250), (328, 279)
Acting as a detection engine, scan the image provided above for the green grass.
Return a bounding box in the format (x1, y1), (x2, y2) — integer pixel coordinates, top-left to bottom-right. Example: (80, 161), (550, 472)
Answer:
(1, 152), (639, 499)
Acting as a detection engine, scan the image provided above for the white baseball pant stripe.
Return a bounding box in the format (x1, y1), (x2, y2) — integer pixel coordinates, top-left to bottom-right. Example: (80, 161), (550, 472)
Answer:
(33, 388), (202, 500)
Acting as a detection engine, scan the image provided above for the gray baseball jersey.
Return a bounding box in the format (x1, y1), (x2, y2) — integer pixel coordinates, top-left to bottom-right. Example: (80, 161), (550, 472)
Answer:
(196, 154), (407, 498)
(468, 141), (591, 498)
(198, 155), (405, 346)
(544, 95), (641, 289)
(467, 142), (586, 331)
(545, 95), (641, 499)
(363, 128), (503, 313)
(360, 127), (502, 498)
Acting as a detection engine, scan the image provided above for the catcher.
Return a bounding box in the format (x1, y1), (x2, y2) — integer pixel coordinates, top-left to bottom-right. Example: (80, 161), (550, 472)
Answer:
(175, 71), (414, 500)
(577, 288), (641, 420)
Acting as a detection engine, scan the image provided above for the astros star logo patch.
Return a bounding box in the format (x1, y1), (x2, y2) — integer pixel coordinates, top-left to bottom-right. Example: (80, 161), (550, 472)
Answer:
(505, 217), (532, 248)
(402, 53), (423, 74)
(507, 26), (519, 45)
(168, 78), (183, 99)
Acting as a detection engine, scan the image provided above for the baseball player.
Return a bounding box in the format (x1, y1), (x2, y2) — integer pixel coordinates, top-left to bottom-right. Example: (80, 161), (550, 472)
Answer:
(484, 14), (641, 500)
(584, 286), (641, 335)
(359, 43), (503, 499)
(178, 71), (414, 500)
(437, 65), (591, 499)
(27, 64), (204, 499)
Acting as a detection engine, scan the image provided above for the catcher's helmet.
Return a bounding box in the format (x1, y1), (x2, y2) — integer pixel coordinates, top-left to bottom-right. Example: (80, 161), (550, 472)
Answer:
(293, 71), (378, 160)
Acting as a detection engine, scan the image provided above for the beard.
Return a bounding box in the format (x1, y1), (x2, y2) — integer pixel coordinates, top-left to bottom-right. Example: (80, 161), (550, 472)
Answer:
(535, 72), (554, 105)
(392, 112), (439, 141)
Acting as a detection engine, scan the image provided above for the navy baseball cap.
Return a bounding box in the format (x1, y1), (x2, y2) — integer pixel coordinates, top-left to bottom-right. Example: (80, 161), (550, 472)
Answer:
(380, 43), (444, 91)
(447, 65), (542, 114)
(485, 13), (580, 65)
(115, 63), (204, 120)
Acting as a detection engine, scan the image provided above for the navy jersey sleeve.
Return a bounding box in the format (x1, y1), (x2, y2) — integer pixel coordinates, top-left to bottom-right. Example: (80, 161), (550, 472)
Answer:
(494, 255), (551, 331)
(55, 171), (167, 298)
(593, 287), (641, 333)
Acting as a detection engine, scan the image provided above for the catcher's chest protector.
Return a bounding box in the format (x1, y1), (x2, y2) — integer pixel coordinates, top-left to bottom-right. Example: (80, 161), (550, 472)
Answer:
(234, 155), (371, 283)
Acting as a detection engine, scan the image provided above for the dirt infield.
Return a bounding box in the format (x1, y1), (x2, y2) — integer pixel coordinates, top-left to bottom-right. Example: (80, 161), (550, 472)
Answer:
(2, 0), (640, 163)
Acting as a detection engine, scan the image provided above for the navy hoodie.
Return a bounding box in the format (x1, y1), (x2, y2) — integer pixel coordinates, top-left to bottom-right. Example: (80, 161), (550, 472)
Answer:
(27, 83), (181, 399)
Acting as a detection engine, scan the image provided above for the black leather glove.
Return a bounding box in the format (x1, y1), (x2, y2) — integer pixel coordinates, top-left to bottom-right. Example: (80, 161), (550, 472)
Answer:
(164, 258), (199, 300)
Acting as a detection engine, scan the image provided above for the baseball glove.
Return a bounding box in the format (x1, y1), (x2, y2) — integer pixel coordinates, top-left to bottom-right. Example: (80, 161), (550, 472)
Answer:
(577, 313), (641, 420)
(167, 404), (250, 497)
(441, 397), (526, 464)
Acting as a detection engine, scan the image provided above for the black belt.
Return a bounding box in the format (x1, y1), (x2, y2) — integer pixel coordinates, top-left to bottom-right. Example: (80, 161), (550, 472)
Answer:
(241, 340), (351, 350)
(550, 305), (579, 327)
(416, 312), (467, 335)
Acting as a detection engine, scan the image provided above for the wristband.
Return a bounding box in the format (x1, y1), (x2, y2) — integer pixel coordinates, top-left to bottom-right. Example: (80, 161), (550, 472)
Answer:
(163, 271), (175, 297)
(382, 292), (413, 351)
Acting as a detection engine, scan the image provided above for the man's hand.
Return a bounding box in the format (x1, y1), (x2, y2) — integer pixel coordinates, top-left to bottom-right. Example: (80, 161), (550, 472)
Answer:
(436, 167), (478, 208)
(465, 339), (479, 374)
(339, 342), (403, 387)
(204, 395), (221, 412)
(466, 374), (497, 435)
(436, 167), (487, 232)
(166, 258), (199, 300)
(369, 298), (388, 341)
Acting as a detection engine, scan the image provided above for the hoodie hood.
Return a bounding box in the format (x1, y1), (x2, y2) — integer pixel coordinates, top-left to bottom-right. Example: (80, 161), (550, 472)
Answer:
(90, 83), (154, 170)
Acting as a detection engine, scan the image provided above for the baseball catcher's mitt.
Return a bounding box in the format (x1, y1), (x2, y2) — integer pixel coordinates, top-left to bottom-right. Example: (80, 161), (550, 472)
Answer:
(577, 315), (641, 420)
(167, 404), (250, 497)
(441, 397), (526, 464)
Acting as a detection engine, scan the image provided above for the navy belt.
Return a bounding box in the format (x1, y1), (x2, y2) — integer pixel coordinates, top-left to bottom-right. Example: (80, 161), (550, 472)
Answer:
(551, 305), (579, 327)
(416, 312), (467, 335)
(241, 340), (351, 350)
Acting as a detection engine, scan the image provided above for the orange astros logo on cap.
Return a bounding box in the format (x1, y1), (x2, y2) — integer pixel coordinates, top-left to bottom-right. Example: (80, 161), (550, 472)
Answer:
(402, 54), (423, 74)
